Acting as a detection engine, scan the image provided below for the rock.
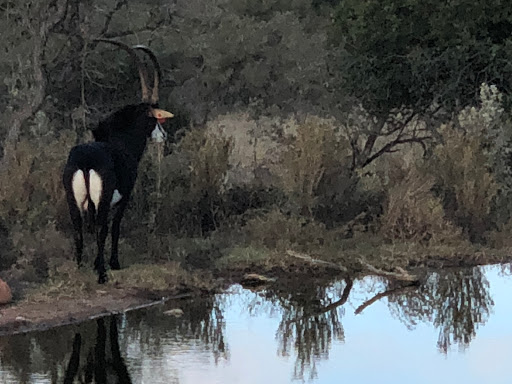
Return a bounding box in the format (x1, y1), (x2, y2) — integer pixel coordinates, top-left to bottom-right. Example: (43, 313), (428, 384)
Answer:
(164, 308), (184, 317)
(0, 279), (12, 304)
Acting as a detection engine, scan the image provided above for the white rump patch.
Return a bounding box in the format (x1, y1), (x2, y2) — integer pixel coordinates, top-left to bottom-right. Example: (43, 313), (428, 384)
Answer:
(111, 189), (122, 206)
(72, 170), (88, 213)
(88, 170), (102, 210)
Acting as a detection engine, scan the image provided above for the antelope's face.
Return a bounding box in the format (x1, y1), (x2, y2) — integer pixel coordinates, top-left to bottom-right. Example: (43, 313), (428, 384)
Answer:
(149, 107), (173, 142)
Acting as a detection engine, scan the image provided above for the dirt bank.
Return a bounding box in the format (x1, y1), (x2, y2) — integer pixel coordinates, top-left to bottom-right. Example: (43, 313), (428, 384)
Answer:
(0, 244), (511, 337)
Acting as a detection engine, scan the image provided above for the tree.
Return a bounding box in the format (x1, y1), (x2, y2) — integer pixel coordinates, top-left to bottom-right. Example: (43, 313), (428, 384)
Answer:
(334, 0), (512, 117)
(0, 0), (67, 167)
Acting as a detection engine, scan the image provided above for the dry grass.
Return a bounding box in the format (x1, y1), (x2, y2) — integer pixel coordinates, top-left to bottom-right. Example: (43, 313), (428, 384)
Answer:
(429, 124), (498, 238)
(215, 246), (270, 269)
(242, 209), (337, 251)
(279, 116), (349, 215)
(24, 260), (98, 303)
(24, 261), (215, 304)
(380, 164), (461, 243)
(180, 127), (233, 197)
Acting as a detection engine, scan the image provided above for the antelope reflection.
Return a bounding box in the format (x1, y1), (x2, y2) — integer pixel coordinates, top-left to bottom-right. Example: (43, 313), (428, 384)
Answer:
(64, 315), (131, 384)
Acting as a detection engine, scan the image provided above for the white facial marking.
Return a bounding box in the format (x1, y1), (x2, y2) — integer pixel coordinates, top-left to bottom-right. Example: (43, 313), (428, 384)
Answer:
(72, 170), (88, 213)
(88, 170), (102, 210)
(111, 189), (122, 207)
(151, 123), (166, 143)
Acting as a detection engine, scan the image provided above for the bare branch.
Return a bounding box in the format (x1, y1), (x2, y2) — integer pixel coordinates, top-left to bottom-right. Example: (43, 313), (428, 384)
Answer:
(285, 278), (353, 325)
(99, 0), (128, 37)
(354, 283), (416, 315)
(361, 136), (433, 168)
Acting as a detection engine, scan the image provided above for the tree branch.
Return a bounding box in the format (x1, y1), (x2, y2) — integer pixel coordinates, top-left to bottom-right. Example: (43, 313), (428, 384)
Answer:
(285, 278), (353, 325)
(354, 282), (417, 315)
(99, 0), (128, 37)
(361, 136), (432, 168)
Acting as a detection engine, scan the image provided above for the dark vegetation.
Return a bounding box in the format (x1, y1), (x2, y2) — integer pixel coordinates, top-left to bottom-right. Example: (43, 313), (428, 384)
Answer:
(1, 0), (512, 292)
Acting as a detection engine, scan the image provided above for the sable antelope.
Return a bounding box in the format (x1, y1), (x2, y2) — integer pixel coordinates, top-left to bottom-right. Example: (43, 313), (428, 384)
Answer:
(62, 39), (173, 283)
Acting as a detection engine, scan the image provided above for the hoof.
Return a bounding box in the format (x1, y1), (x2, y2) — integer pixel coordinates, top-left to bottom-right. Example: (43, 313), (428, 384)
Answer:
(110, 260), (121, 270)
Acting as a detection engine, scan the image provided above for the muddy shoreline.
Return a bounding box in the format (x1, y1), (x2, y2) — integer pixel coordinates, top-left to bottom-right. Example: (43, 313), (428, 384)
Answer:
(0, 251), (511, 337)
(0, 286), (200, 337)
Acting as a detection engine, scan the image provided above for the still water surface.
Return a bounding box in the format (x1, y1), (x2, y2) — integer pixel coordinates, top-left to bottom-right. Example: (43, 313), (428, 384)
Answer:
(0, 265), (511, 383)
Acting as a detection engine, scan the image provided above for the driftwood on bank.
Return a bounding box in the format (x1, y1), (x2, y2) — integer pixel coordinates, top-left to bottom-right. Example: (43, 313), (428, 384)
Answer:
(358, 260), (419, 282)
(286, 250), (419, 283)
(286, 250), (348, 272)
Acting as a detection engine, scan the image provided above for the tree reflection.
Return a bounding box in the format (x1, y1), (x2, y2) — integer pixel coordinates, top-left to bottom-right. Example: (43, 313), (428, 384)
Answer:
(0, 267), (497, 383)
(386, 267), (493, 352)
(260, 278), (353, 380)
(122, 295), (228, 363)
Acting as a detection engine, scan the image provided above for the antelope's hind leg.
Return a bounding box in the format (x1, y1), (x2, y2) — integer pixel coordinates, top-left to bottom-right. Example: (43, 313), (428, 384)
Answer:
(68, 200), (84, 267)
(94, 210), (109, 284)
(110, 198), (128, 271)
(64, 170), (85, 267)
(91, 171), (111, 284)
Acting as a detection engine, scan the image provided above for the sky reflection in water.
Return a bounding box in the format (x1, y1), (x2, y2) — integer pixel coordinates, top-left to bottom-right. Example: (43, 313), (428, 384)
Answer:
(0, 265), (511, 384)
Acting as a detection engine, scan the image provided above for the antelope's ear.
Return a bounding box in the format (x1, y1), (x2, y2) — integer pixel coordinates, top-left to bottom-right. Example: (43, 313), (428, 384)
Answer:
(150, 108), (174, 120)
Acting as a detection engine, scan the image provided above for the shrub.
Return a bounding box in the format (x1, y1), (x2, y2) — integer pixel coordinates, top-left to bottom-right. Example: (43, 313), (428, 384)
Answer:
(379, 162), (461, 243)
(279, 116), (349, 216)
(428, 124), (497, 241)
(242, 209), (332, 251)
(130, 127), (233, 237)
(0, 129), (76, 230)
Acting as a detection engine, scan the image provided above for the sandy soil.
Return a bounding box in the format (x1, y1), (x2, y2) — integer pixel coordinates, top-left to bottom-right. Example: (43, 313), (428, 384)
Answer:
(0, 285), (194, 336)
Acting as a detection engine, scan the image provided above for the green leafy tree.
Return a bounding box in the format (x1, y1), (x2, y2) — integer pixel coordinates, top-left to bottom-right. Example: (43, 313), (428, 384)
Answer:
(334, 0), (512, 117)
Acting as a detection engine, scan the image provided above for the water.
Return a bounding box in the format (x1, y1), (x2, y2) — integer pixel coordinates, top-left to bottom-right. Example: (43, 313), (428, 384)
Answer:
(0, 265), (511, 384)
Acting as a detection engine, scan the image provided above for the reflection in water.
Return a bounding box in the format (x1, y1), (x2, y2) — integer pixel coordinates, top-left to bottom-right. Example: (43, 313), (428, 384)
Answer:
(386, 267), (493, 352)
(0, 267), (500, 383)
(63, 316), (131, 384)
(0, 295), (226, 383)
(254, 278), (353, 380)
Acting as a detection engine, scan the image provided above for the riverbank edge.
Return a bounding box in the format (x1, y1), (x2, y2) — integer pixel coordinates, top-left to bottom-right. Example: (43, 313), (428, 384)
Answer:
(0, 245), (511, 337)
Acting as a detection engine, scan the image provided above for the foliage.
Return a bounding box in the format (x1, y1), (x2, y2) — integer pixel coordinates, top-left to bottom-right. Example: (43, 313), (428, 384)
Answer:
(242, 209), (334, 251)
(0, 128), (76, 229)
(425, 85), (502, 241)
(334, 0), (512, 117)
(129, 127), (233, 237)
(379, 159), (460, 243)
(3, 0), (512, 290)
(280, 116), (349, 216)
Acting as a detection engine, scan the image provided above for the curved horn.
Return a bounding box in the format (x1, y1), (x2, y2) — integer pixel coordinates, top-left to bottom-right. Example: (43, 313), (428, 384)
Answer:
(93, 39), (151, 103)
(132, 45), (161, 105)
